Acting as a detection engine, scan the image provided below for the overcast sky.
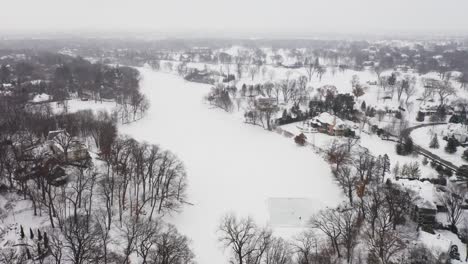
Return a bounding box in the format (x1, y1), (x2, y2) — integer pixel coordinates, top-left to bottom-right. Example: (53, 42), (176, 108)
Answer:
(1, 0), (467, 37)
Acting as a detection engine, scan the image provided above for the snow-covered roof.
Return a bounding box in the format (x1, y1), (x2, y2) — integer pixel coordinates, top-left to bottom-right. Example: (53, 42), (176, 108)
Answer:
(30, 80), (44, 85)
(47, 130), (67, 141)
(442, 123), (468, 138)
(311, 112), (345, 127)
(30, 93), (51, 103)
(420, 101), (448, 112)
(395, 179), (439, 210)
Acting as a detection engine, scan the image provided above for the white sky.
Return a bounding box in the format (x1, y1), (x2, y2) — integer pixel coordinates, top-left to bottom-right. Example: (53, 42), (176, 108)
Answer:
(1, 0), (467, 36)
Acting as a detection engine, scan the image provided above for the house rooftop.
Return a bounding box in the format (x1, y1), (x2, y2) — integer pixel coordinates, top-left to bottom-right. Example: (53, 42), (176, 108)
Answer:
(47, 130), (66, 141)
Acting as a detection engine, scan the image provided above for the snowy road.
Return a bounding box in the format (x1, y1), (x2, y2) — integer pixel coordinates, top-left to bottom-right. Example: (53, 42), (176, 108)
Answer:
(120, 67), (342, 264)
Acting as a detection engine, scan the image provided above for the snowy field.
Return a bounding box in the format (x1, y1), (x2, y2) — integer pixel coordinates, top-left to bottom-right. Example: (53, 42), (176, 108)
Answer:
(120, 67), (343, 264)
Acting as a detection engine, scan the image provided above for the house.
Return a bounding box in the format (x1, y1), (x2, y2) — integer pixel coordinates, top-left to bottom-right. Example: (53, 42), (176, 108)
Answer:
(30, 93), (51, 104)
(46, 130), (89, 162)
(441, 123), (468, 143)
(419, 102), (454, 115)
(413, 200), (438, 232)
(184, 69), (223, 84)
(422, 78), (444, 89)
(307, 112), (352, 136)
(256, 98), (278, 110)
(395, 179), (442, 231)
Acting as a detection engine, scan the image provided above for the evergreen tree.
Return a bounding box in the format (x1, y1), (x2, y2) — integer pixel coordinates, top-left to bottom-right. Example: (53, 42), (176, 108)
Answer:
(361, 101), (366, 112)
(422, 156), (429, 165)
(429, 134), (439, 149)
(26, 248), (31, 260)
(37, 243), (42, 256)
(457, 166), (468, 187)
(43, 232), (49, 248)
(397, 137), (414, 156)
(382, 154), (391, 180)
(463, 149), (468, 161)
(393, 162), (400, 177)
(30, 228), (34, 239)
(445, 137), (458, 154)
(20, 225), (24, 239)
(416, 111), (425, 122)
(37, 230), (42, 241)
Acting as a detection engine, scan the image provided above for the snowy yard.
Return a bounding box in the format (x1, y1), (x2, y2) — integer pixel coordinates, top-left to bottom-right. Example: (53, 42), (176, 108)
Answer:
(412, 125), (468, 167)
(120, 67), (343, 264)
(50, 99), (117, 114)
(281, 121), (440, 179)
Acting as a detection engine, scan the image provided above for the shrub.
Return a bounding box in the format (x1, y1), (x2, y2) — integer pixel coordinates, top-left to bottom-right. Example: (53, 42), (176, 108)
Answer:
(294, 133), (307, 146)
(444, 168), (453, 177)
(396, 144), (405, 155)
(449, 115), (462, 124)
(395, 111), (402, 119)
(422, 157), (429, 165)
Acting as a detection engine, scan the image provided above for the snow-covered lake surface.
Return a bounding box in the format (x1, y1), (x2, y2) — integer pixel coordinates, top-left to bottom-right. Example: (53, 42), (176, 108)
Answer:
(120, 68), (342, 264)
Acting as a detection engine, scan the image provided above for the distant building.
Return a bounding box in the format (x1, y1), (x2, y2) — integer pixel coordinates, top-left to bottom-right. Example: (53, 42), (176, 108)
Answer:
(184, 69), (224, 84)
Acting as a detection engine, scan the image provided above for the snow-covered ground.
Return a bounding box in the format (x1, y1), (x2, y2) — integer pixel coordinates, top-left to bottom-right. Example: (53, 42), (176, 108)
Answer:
(281, 121), (440, 179)
(120, 67), (343, 264)
(50, 99), (117, 114)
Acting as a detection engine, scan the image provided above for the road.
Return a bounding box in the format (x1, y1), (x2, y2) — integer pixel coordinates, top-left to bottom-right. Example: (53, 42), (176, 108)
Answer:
(388, 122), (459, 172)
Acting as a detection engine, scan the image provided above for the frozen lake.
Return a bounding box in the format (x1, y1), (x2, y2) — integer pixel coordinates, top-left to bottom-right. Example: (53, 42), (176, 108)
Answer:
(120, 67), (342, 264)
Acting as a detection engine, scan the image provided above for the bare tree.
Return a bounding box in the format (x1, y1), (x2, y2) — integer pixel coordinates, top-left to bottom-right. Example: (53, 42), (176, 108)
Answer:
(136, 218), (162, 264)
(334, 166), (357, 205)
(316, 66), (326, 81)
(305, 57), (315, 82)
(267, 69), (276, 82)
(264, 237), (292, 264)
(403, 76), (417, 106)
(47, 228), (64, 264)
(292, 231), (317, 264)
(94, 211), (113, 264)
(218, 214), (272, 264)
(436, 81), (456, 106)
(310, 208), (342, 258)
(249, 66), (259, 81)
(206, 84), (234, 112)
(62, 216), (102, 264)
(439, 186), (464, 230)
(120, 216), (140, 264)
(364, 205), (406, 264)
(339, 206), (360, 264)
(326, 141), (351, 171)
(150, 224), (194, 264)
